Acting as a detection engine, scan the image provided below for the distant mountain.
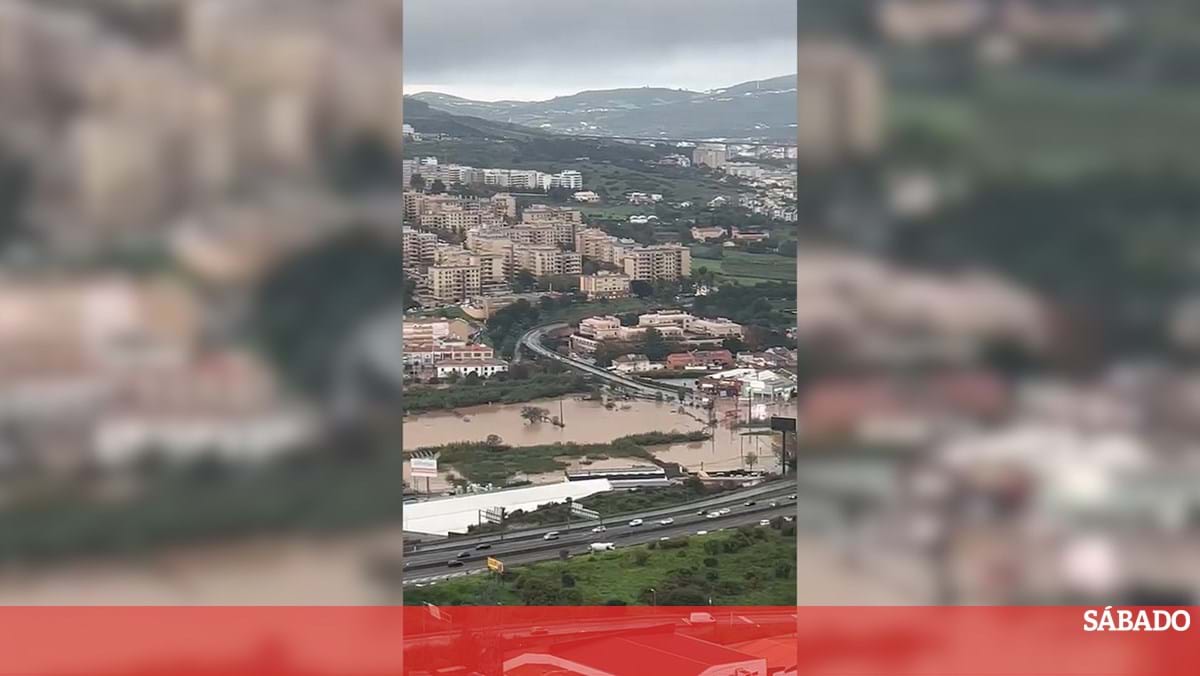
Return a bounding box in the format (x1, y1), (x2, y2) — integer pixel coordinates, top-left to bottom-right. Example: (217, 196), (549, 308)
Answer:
(409, 74), (798, 141)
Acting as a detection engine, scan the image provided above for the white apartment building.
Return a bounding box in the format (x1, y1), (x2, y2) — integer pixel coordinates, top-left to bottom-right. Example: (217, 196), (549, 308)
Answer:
(435, 358), (509, 379)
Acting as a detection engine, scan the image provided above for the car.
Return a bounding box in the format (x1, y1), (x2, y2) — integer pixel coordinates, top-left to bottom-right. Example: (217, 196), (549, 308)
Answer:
(447, 560), (464, 568)
(659, 517), (674, 525)
(543, 531), (560, 541)
(759, 519), (772, 527)
(592, 525), (607, 533)
(697, 509), (708, 516)
(744, 501), (756, 506)
(629, 518), (644, 527)
(706, 512), (720, 519)
(769, 501), (778, 508)
(695, 530), (708, 536)
(788, 494), (798, 500)
(783, 516), (795, 522)
(456, 551), (471, 559)
(719, 508), (731, 515)
(475, 543), (492, 550)
(659, 536), (670, 542)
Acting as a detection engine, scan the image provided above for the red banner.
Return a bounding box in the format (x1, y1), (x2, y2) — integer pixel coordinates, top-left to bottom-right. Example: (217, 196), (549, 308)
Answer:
(0, 607), (1195, 675)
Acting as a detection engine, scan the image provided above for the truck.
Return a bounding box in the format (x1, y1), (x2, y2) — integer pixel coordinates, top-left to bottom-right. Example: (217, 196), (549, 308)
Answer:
(589, 542), (615, 552)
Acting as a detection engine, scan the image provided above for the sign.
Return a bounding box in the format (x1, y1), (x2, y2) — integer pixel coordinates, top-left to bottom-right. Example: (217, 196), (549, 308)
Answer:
(769, 416), (796, 433)
(410, 456), (438, 478)
(482, 507), (506, 524)
(486, 557), (504, 574)
(570, 503), (600, 520)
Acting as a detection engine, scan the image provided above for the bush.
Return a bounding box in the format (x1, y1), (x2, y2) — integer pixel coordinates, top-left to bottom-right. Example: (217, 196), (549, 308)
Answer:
(632, 550), (651, 566)
(703, 557), (719, 568)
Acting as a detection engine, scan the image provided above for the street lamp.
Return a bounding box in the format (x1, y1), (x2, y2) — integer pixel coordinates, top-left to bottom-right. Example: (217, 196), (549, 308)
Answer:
(649, 587), (656, 606)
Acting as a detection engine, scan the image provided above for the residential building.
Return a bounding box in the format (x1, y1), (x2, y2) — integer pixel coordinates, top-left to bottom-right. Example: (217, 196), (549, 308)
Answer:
(402, 226), (438, 269)
(621, 244), (692, 281)
(404, 341), (495, 371)
(523, 204), (583, 224)
(666, 350), (736, 370)
(611, 354), (659, 374)
(580, 272), (631, 299)
(692, 143), (728, 168)
(572, 190), (601, 203)
(434, 358), (509, 379)
(514, 246), (582, 277)
(427, 264), (482, 304)
(691, 226), (726, 242)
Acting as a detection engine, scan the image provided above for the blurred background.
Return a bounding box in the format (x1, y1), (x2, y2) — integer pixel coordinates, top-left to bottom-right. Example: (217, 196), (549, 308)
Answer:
(0, 0), (408, 604)
(790, 0), (1200, 606)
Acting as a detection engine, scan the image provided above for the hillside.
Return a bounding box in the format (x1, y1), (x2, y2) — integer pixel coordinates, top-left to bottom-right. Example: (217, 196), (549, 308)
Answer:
(409, 74), (798, 141)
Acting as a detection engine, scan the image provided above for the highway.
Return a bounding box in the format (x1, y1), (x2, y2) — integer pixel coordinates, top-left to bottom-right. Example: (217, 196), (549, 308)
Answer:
(402, 489), (801, 585)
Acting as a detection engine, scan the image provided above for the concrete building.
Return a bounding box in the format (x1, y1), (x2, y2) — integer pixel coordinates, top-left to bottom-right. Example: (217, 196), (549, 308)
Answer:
(691, 226), (727, 242)
(580, 272), (632, 299)
(434, 358), (508, 379)
(514, 246), (582, 278)
(692, 143), (728, 168)
(523, 204), (584, 224)
(620, 244), (692, 281)
(402, 226), (438, 269)
(427, 264), (482, 304)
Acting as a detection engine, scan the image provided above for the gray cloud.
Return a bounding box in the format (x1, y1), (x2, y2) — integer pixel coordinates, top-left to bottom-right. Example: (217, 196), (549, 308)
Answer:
(404, 0), (797, 100)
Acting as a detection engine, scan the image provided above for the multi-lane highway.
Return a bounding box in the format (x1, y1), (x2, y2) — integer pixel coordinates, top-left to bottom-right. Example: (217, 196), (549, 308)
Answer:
(402, 482), (801, 585)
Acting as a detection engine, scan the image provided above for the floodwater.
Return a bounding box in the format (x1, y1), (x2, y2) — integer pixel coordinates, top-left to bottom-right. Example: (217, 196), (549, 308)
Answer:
(403, 396), (793, 482)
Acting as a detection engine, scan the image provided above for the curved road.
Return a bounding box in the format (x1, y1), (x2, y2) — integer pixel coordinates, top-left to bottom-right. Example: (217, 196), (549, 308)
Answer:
(518, 323), (688, 399)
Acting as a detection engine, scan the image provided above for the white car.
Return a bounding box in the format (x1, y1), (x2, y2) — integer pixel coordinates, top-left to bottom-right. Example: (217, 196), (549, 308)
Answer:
(659, 536), (670, 542)
(759, 519), (772, 527)
(659, 517), (674, 526)
(783, 516), (795, 522)
(592, 525), (607, 533)
(695, 530), (708, 536)
(719, 508), (731, 515)
(628, 518), (644, 527)
(543, 531), (560, 541)
(706, 512), (720, 519)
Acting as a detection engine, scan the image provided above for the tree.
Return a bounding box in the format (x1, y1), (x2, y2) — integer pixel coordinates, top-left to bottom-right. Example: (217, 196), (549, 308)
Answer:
(513, 270), (538, 293)
(630, 280), (654, 298)
(485, 434), (504, 448)
(520, 406), (549, 424)
(744, 452), (759, 471)
(429, 179), (447, 194)
(642, 328), (671, 361)
(409, 173), (425, 192)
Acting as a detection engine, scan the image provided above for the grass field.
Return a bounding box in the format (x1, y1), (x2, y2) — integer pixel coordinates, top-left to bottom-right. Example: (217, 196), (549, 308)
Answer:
(692, 250), (796, 285)
(891, 72), (1200, 175)
(403, 523), (798, 606)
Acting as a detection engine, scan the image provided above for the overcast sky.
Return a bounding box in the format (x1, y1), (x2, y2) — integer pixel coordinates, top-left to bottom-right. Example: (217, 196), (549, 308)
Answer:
(404, 0), (797, 101)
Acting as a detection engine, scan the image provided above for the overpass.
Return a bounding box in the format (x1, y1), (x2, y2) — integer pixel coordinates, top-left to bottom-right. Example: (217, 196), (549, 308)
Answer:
(517, 323), (690, 399)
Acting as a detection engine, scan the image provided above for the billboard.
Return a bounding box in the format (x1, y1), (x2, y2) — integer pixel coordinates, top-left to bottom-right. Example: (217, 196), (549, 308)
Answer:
(486, 557), (504, 573)
(410, 457), (438, 478)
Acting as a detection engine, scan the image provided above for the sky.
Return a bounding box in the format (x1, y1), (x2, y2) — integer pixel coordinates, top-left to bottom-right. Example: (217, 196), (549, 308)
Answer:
(403, 0), (797, 101)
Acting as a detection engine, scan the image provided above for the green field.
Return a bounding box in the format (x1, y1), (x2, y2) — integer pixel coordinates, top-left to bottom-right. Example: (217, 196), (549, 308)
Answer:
(692, 250), (796, 285)
(892, 72), (1200, 175)
(403, 522), (798, 606)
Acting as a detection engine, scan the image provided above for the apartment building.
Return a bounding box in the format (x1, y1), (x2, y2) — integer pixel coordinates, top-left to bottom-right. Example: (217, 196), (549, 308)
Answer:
(621, 244), (692, 282)
(402, 226), (438, 269)
(514, 246), (582, 278)
(692, 143), (728, 168)
(796, 41), (884, 163)
(511, 222), (577, 248)
(580, 272), (631, 300)
(427, 264), (482, 304)
(523, 204), (584, 224)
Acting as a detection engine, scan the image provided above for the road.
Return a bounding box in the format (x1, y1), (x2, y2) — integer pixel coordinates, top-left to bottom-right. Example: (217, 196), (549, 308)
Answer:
(403, 492), (800, 586)
(518, 323), (686, 398)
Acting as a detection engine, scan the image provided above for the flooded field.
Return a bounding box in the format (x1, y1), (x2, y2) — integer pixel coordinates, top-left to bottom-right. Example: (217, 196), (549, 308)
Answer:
(403, 396), (793, 484)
